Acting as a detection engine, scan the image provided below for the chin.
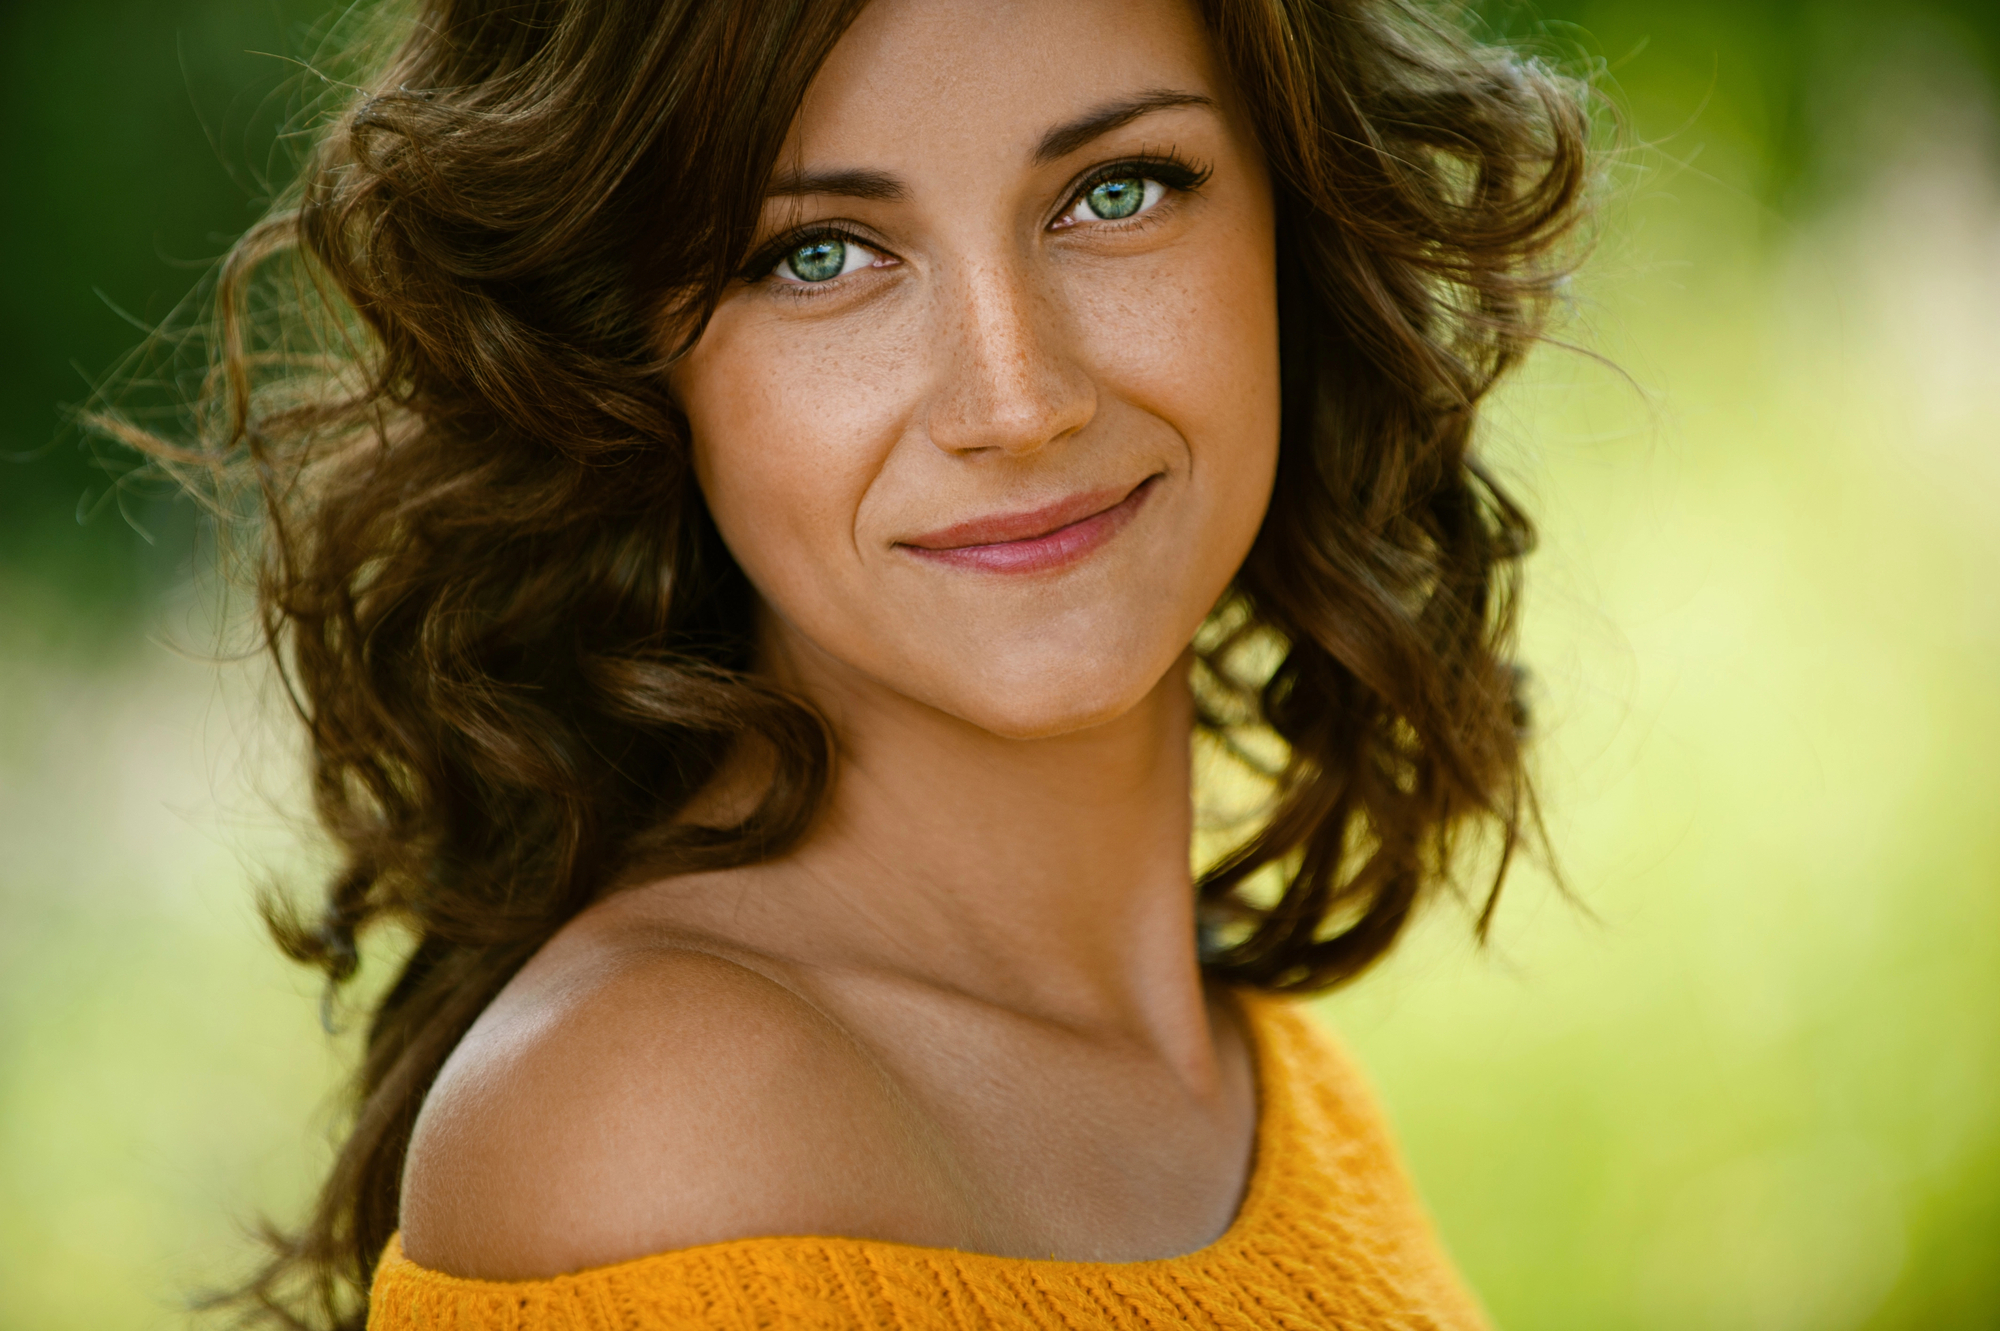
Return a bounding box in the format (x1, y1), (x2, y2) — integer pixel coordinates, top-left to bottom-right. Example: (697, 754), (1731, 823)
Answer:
(922, 644), (1178, 742)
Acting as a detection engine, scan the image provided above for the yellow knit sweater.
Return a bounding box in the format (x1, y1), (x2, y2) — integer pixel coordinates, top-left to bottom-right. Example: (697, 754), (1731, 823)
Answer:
(367, 995), (1487, 1329)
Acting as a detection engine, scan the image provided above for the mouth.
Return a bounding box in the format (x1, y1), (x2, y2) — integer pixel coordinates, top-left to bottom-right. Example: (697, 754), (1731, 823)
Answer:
(896, 475), (1160, 575)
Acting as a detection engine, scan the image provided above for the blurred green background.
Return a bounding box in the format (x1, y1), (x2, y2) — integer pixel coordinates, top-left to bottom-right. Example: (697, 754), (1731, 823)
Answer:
(2, 1), (1996, 1327)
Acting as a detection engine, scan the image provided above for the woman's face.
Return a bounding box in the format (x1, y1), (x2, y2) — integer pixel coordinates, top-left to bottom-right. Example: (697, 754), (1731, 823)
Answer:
(673, 0), (1279, 740)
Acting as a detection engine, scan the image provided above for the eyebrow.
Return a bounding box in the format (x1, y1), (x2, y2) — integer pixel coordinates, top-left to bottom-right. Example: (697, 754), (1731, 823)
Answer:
(764, 167), (906, 201)
(1033, 89), (1215, 165)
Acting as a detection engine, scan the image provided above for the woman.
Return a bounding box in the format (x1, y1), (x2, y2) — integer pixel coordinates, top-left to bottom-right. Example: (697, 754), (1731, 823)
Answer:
(172, 0), (1587, 1324)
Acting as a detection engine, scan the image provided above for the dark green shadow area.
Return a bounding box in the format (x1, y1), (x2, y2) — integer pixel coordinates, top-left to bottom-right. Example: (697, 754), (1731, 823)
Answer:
(0, 0), (326, 644)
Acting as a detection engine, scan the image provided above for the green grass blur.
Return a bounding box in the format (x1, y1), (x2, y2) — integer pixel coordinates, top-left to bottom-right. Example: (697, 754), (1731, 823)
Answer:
(2, 2), (1996, 1328)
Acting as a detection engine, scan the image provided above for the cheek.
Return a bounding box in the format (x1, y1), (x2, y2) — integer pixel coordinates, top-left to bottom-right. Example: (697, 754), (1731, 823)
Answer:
(1077, 255), (1272, 403)
(1069, 219), (1282, 552)
(676, 308), (915, 607)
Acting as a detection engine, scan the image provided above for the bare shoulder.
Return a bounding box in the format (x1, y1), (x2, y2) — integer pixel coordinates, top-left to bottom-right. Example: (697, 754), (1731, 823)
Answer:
(398, 922), (946, 1281)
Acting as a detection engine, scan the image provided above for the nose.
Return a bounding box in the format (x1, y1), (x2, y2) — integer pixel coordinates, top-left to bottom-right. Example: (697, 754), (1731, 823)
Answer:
(921, 258), (1096, 457)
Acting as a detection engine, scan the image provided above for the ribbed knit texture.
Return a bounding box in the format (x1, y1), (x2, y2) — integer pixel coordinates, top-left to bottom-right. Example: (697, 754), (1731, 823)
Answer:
(368, 995), (1488, 1329)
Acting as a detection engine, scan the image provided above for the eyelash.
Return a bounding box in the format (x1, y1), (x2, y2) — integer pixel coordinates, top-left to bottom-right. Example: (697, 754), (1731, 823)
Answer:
(740, 150), (1213, 295)
(1062, 153), (1212, 225)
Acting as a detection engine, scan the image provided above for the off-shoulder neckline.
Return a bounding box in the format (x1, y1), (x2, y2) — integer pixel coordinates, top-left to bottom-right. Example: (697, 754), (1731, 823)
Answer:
(378, 989), (1302, 1287)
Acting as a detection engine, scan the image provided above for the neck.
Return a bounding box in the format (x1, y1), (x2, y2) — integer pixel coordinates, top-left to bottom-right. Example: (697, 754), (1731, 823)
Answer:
(682, 617), (1208, 1046)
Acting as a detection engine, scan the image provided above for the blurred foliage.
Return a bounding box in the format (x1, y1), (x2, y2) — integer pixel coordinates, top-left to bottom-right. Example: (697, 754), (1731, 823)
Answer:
(1475, 0), (1999, 208)
(0, 0), (325, 630)
(2, 1), (1997, 1329)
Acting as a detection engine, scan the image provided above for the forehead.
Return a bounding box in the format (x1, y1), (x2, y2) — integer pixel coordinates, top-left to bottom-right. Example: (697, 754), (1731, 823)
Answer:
(788, 0), (1222, 167)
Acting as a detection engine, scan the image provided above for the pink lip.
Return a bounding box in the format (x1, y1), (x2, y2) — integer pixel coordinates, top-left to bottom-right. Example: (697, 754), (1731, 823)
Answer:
(897, 477), (1158, 574)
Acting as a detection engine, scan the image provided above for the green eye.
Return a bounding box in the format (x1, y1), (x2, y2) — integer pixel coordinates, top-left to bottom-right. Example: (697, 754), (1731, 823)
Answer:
(784, 237), (847, 282)
(1084, 176), (1146, 220)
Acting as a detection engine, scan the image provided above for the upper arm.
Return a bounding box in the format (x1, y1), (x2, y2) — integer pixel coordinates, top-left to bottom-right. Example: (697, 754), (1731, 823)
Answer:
(397, 947), (943, 1281)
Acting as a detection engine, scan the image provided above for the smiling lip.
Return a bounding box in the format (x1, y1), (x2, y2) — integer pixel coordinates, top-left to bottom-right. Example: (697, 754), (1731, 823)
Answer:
(897, 477), (1158, 574)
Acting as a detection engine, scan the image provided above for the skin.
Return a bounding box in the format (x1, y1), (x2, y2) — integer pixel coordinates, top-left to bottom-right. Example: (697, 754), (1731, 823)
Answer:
(399, 0), (1282, 1280)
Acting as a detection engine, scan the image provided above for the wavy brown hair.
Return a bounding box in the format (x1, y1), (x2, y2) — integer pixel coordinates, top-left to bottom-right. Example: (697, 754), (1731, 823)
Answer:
(114, 0), (1591, 1323)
